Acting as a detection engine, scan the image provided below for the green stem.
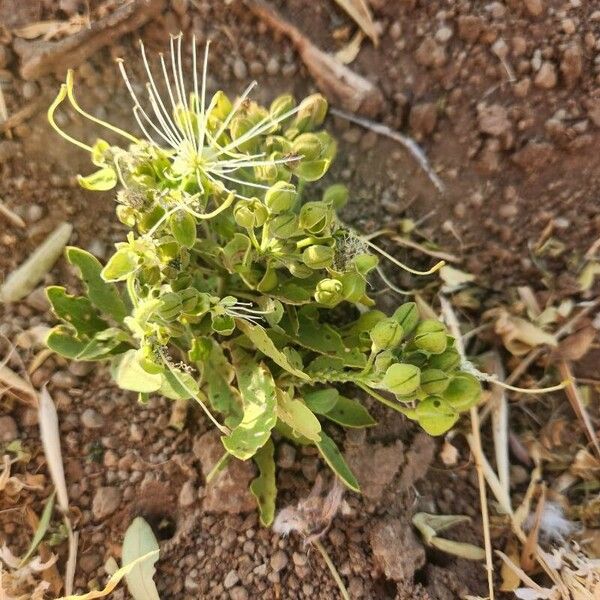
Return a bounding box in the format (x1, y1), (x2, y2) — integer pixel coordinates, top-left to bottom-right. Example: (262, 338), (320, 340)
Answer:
(313, 539), (350, 600)
(356, 382), (416, 418)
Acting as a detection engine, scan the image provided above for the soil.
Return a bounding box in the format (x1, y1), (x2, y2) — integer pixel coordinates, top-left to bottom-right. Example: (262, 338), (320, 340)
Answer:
(1, 1), (599, 599)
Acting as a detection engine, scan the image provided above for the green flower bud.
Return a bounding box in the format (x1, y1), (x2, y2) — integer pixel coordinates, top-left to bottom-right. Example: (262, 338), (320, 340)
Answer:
(292, 133), (323, 160)
(209, 91), (232, 121)
(370, 318), (404, 352)
(158, 292), (182, 321)
(295, 93), (328, 131)
(116, 205), (136, 227)
(169, 210), (197, 249)
(254, 160), (278, 181)
(393, 302), (420, 335)
(323, 183), (349, 209)
(413, 320), (448, 354)
(288, 261), (314, 278)
(211, 313), (235, 336)
(302, 245), (334, 269)
(314, 278), (343, 307)
(442, 373), (481, 412)
(178, 287), (201, 313)
(299, 201), (331, 234)
(428, 348), (461, 371)
(233, 198), (268, 229)
(270, 213), (299, 239)
(270, 94), (296, 119)
(265, 181), (297, 213)
(382, 363), (421, 396)
(373, 350), (394, 374)
(419, 369), (450, 394)
(230, 116), (258, 152)
(340, 272), (366, 303)
(415, 396), (458, 436)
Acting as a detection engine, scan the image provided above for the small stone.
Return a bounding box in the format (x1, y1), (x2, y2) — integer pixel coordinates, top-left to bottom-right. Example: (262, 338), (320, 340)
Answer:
(22, 81), (39, 100)
(276, 443), (296, 469)
(561, 18), (576, 35)
(409, 102), (437, 139)
(92, 487), (121, 521)
(477, 104), (511, 137)
(0, 416), (18, 442)
(81, 409), (104, 429)
(457, 15), (483, 43)
(491, 38), (509, 60)
(224, 570), (240, 589)
(560, 44), (583, 88)
(69, 361), (95, 377)
(79, 553), (102, 574)
(534, 61), (557, 88)
(414, 38), (446, 67)
(512, 36), (527, 57)
(179, 480), (196, 507)
(26, 204), (43, 222)
(512, 141), (556, 171)
(488, 1), (506, 18)
(230, 587), (248, 600)
(513, 78), (531, 98)
(265, 57), (279, 76)
(292, 552), (308, 567)
(233, 58), (247, 80)
(435, 26), (453, 43)
(270, 550), (288, 573)
(524, 0), (543, 17)
(129, 423), (144, 442)
(25, 287), (50, 312)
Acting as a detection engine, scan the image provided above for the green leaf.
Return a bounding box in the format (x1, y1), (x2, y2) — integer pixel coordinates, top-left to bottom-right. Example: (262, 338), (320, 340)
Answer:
(159, 367), (199, 401)
(169, 210), (197, 249)
(236, 320), (310, 381)
(203, 343), (242, 423)
(46, 286), (108, 337)
(222, 349), (277, 460)
(46, 326), (87, 359)
(296, 158), (331, 181)
(276, 389), (322, 442)
(316, 432), (360, 492)
(111, 349), (162, 393)
(66, 247), (127, 322)
(76, 328), (129, 361)
(442, 373), (482, 412)
(101, 248), (139, 282)
(77, 166), (118, 191)
(250, 439), (277, 527)
(91, 139), (110, 167)
(122, 517), (160, 600)
(19, 491), (55, 566)
(323, 396), (376, 428)
(303, 388), (339, 414)
(415, 396), (459, 436)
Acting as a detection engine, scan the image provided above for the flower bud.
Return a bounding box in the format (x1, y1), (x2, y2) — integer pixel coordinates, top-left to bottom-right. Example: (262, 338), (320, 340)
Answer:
(230, 116), (258, 152)
(270, 94), (296, 119)
(382, 363), (421, 396)
(270, 213), (299, 239)
(393, 302), (419, 335)
(169, 210), (197, 249)
(314, 278), (343, 307)
(302, 245), (334, 269)
(295, 94), (328, 131)
(299, 201), (331, 235)
(415, 396), (458, 436)
(292, 133), (323, 160)
(233, 198), (268, 229)
(209, 91), (232, 121)
(265, 181), (297, 213)
(322, 183), (349, 209)
(340, 272), (366, 303)
(442, 373), (481, 411)
(370, 318), (404, 352)
(427, 348), (461, 371)
(419, 368), (450, 394)
(413, 320), (447, 354)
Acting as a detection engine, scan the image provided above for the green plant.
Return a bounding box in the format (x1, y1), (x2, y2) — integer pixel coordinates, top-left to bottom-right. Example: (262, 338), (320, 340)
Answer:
(45, 37), (481, 524)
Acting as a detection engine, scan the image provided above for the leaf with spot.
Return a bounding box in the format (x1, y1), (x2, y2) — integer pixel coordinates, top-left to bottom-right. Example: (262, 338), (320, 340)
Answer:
(203, 342), (242, 425)
(236, 320), (310, 381)
(222, 348), (277, 460)
(316, 432), (360, 492)
(65, 246), (127, 322)
(46, 286), (108, 337)
(415, 396), (459, 436)
(77, 166), (118, 191)
(159, 366), (198, 401)
(276, 389), (322, 442)
(250, 439), (277, 527)
(76, 328), (130, 361)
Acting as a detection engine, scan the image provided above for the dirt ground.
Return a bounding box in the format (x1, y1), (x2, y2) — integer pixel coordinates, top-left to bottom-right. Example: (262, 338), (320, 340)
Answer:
(1, 1), (599, 599)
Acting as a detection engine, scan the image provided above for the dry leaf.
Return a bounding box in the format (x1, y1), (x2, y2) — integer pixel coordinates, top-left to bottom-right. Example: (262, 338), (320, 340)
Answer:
(0, 221), (72, 303)
(335, 30), (363, 64)
(439, 439), (459, 466)
(13, 21), (66, 40)
(493, 309), (558, 356)
(578, 262), (600, 291)
(439, 265), (476, 290)
(333, 0), (379, 45)
(0, 365), (37, 405)
(556, 325), (595, 361)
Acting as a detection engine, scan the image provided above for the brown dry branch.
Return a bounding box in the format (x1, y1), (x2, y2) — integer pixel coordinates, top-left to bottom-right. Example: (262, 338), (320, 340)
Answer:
(13, 0), (166, 80)
(243, 0), (384, 117)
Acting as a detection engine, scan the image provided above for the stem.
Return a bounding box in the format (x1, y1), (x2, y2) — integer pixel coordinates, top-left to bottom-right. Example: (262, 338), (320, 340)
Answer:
(126, 272), (139, 308)
(312, 539), (350, 600)
(356, 382), (415, 418)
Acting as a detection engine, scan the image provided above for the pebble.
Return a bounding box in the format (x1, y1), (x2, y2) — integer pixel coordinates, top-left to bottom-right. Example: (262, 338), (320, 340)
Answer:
(524, 0), (544, 17)
(233, 58), (248, 80)
(224, 570), (240, 589)
(457, 15), (483, 43)
(561, 18), (576, 35)
(81, 409), (105, 429)
(513, 77), (531, 97)
(25, 287), (50, 312)
(409, 102), (438, 138)
(435, 26), (453, 43)
(92, 487), (121, 521)
(129, 423), (144, 442)
(276, 442), (296, 469)
(22, 81), (39, 100)
(230, 587), (249, 600)
(535, 61), (557, 88)
(270, 550), (288, 572)
(0, 416), (18, 442)
(265, 57), (279, 76)
(0, 45), (11, 69)
(561, 44), (583, 88)
(79, 553), (102, 574)
(179, 480), (196, 507)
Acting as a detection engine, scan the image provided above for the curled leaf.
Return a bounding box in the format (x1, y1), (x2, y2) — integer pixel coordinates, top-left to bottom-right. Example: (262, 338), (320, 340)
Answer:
(122, 517), (160, 600)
